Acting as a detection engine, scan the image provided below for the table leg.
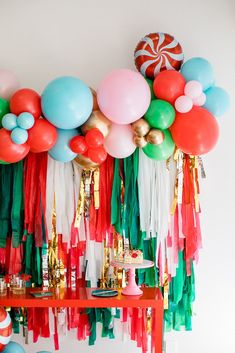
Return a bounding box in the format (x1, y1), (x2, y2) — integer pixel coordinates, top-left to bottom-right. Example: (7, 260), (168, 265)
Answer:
(152, 304), (164, 353)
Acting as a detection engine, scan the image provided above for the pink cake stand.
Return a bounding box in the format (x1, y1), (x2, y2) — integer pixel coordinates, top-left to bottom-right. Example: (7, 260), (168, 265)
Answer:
(111, 260), (154, 296)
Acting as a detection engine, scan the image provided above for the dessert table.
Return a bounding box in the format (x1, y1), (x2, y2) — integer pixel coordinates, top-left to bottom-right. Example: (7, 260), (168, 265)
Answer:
(0, 287), (164, 353)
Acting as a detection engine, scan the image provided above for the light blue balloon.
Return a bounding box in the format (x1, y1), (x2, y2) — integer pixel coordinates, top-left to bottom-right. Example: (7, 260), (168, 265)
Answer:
(49, 128), (78, 162)
(203, 86), (230, 116)
(181, 57), (215, 90)
(17, 112), (35, 130)
(3, 341), (25, 353)
(11, 127), (28, 144)
(42, 76), (93, 129)
(36, 351), (52, 353)
(2, 113), (17, 131)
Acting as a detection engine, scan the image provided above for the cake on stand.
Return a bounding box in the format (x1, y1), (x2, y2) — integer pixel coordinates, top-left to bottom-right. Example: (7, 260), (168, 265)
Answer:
(111, 260), (154, 296)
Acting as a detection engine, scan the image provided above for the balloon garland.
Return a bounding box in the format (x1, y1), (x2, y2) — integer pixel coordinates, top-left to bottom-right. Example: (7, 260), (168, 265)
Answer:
(0, 31), (230, 352)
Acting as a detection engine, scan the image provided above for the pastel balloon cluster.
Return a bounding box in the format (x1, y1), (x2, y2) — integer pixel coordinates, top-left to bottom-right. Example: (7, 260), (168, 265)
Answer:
(175, 80), (206, 113)
(0, 38), (230, 165)
(2, 112), (35, 144)
(180, 57), (230, 117)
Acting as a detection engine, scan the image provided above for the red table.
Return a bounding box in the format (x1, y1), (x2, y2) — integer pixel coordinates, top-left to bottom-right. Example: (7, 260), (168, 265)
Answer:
(0, 287), (163, 353)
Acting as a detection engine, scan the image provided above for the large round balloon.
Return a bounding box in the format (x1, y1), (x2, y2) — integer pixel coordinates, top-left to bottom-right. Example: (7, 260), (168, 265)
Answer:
(97, 69), (151, 125)
(0, 307), (12, 352)
(143, 129), (175, 160)
(0, 70), (20, 101)
(170, 106), (219, 155)
(10, 89), (41, 119)
(203, 86), (230, 116)
(27, 119), (58, 153)
(74, 154), (99, 170)
(134, 33), (184, 79)
(49, 128), (78, 162)
(42, 76), (93, 129)
(145, 99), (175, 129)
(153, 70), (185, 104)
(81, 110), (111, 138)
(104, 123), (136, 158)
(181, 57), (215, 90)
(0, 98), (10, 127)
(0, 129), (29, 163)
(2, 341), (25, 353)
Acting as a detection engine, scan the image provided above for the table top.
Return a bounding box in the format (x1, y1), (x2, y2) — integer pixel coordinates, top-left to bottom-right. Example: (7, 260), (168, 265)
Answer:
(0, 287), (163, 308)
(111, 259), (154, 269)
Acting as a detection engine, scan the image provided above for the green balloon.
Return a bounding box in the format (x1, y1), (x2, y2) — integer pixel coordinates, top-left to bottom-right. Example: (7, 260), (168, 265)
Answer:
(143, 129), (175, 161)
(145, 78), (155, 100)
(0, 160), (10, 165)
(145, 99), (175, 129)
(0, 98), (10, 127)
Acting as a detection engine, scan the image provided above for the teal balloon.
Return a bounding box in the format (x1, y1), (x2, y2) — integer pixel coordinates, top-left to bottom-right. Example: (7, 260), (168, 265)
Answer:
(3, 341), (25, 353)
(36, 351), (52, 353)
(2, 113), (17, 131)
(203, 86), (230, 116)
(42, 76), (93, 129)
(11, 127), (28, 144)
(143, 129), (175, 161)
(181, 57), (215, 90)
(49, 128), (78, 162)
(17, 112), (35, 129)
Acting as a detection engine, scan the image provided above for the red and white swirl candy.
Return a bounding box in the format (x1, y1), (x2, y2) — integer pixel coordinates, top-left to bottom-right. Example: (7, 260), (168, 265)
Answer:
(0, 307), (12, 352)
(134, 32), (184, 79)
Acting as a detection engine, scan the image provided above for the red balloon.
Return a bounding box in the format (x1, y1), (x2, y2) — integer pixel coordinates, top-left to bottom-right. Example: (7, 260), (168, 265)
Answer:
(85, 128), (104, 148)
(153, 70), (185, 104)
(88, 146), (107, 164)
(10, 88), (41, 118)
(69, 136), (88, 154)
(0, 128), (29, 162)
(27, 119), (57, 153)
(170, 106), (219, 155)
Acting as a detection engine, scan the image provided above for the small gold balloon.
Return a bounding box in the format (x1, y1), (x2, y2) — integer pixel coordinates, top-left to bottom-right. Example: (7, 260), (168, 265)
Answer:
(146, 129), (165, 145)
(132, 119), (150, 137)
(81, 110), (111, 138)
(133, 135), (148, 148)
(90, 88), (99, 111)
(74, 154), (99, 170)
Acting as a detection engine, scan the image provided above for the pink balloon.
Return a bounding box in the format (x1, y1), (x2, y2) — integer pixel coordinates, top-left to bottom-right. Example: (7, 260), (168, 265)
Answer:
(0, 70), (20, 100)
(193, 92), (206, 106)
(104, 123), (136, 158)
(175, 95), (193, 113)
(97, 69), (151, 125)
(184, 80), (203, 99)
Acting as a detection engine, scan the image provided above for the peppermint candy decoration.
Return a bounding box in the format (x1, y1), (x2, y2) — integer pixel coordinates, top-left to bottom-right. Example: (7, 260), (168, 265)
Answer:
(134, 32), (184, 79)
(0, 307), (12, 352)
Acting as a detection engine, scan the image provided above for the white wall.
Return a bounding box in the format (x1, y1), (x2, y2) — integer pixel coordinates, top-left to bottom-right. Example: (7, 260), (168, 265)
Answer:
(0, 0), (234, 352)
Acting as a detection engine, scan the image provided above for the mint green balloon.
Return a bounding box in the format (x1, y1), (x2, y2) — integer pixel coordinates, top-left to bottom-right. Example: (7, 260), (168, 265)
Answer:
(145, 99), (175, 129)
(143, 129), (175, 161)
(145, 78), (155, 100)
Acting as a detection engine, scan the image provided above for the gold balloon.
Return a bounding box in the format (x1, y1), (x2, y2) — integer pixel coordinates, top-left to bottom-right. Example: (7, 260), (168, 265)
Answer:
(81, 110), (111, 138)
(146, 129), (165, 145)
(132, 119), (150, 137)
(133, 135), (148, 148)
(90, 88), (99, 111)
(74, 154), (99, 170)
